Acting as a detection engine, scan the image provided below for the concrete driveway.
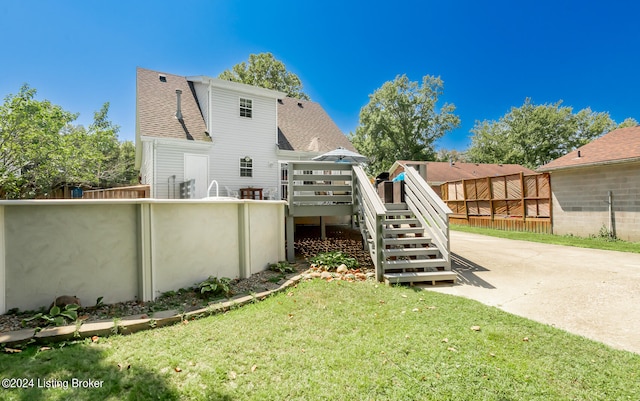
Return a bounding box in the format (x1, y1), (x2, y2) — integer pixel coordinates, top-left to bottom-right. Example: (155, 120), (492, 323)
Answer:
(421, 231), (640, 354)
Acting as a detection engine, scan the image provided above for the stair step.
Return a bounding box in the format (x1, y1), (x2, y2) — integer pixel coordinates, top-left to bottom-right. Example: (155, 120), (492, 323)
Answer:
(384, 218), (419, 225)
(382, 236), (431, 246)
(384, 209), (413, 217)
(383, 258), (447, 269)
(383, 271), (457, 285)
(383, 226), (424, 235)
(382, 247), (440, 257)
(384, 203), (408, 210)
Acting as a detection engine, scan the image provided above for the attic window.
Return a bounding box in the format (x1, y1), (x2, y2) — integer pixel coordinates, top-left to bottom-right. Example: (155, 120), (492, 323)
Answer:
(239, 98), (252, 118)
(159, 75), (167, 83)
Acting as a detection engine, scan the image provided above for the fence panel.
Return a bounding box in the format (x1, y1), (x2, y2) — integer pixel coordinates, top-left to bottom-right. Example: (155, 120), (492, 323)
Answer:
(442, 173), (551, 233)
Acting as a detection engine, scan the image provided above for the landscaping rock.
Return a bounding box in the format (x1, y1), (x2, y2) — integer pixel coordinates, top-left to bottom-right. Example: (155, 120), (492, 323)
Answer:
(336, 264), (348, 274)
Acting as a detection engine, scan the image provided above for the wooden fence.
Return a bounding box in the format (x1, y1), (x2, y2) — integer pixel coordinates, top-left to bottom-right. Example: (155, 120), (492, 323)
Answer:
(82, 185), (150, 199)
(441, 172), (552, 233)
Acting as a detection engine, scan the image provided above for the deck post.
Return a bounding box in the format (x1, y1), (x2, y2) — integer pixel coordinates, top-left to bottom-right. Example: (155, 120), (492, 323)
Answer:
(320, 216), (326, 240)
(286, 216), (295, 262)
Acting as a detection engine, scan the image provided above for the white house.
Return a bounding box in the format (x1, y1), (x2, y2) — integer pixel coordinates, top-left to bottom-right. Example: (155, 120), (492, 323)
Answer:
(135, 67), (355, 199)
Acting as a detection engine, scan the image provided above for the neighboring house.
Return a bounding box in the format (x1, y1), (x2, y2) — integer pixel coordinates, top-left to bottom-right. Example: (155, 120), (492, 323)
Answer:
(538, 126), (640, 242)
(389, 160), (537, 198)
(135, 67), (354, 199)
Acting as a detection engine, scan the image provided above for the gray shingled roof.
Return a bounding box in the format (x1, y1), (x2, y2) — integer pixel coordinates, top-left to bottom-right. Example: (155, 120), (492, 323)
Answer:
(136, 68), (209, 142)
(538, 126), (640, 171)
(137, 68), (355, 152)
(277, 97), (355, 152)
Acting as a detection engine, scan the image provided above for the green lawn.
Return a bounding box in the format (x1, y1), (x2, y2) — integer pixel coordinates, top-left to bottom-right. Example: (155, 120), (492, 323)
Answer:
(451, 224), (640, 253)
(1, 280), (638, 400)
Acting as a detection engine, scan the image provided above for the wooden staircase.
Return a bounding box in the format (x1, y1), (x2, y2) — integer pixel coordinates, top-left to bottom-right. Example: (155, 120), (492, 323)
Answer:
(381, 203), (456, 285)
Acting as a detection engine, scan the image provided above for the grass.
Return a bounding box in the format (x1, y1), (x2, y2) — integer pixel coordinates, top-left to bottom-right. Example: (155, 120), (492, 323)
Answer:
(451, 224), (640, 253)
(1, 280), (639, 400)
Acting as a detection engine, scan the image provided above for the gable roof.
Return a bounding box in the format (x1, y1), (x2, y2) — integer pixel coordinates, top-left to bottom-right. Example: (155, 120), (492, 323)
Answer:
(391, 161), (537, 184)
(538, 126), (640, 171)
(277, 97), (355, 153)
(136, 67), (209, 142)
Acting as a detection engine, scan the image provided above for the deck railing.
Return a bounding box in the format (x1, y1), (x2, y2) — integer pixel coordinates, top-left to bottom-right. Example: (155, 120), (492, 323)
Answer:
(403, 166), (453, 269)
(352, 165), (386, 281)
(285, 161), (354, 217)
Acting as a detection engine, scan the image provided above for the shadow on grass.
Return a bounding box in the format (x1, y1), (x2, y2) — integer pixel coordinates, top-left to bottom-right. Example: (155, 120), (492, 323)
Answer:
(451, 252), (495, 289)
(0, 342), (233, 401)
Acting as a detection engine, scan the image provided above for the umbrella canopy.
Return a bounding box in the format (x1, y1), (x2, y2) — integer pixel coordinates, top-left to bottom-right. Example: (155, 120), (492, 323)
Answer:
(312, 147), (368, 164)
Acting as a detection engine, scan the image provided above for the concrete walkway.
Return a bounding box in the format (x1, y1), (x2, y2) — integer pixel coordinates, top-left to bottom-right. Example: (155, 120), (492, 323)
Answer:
(421, 231), (640, 354)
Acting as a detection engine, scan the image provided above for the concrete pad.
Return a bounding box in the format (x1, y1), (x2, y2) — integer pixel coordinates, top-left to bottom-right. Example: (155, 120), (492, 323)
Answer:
(421, 231), (640, 354)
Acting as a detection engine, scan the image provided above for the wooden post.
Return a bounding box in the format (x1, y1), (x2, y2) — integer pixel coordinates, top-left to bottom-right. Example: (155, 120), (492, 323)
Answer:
(320, 216), (326, 240)
(520, 172), (526, 222)
(488, 177), (494, 222)
(462, 179), (469, 220)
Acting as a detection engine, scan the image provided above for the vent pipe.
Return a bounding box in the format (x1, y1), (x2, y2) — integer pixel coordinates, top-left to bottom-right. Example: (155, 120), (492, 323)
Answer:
(577, 150), (581, 157)
(175, 89), (183, 120)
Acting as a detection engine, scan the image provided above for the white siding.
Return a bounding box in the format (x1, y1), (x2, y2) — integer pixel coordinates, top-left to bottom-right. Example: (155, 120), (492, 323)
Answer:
(192, 82), (209, 131)
(207, 86), (280, 198)
(142, 137), (212, 199)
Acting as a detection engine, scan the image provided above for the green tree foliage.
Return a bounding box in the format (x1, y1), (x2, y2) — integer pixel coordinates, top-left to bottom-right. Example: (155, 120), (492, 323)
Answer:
(618, 117), (639, 128)
(435, 148), (467, 163)
(0, 85), (136, 198)
(0, 85), (78, 198)
(350, 74), (460, 174)
(466, 99), (619, 169)
(219, 52), (310, 100)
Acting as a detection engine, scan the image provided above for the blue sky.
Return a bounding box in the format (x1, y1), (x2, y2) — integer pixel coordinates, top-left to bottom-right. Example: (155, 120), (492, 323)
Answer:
(1, 1), (638, 151)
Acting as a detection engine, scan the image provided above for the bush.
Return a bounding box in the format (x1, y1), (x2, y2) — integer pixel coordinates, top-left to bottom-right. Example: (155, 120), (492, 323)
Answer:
(197, 276), (232, 299)
(310, 251), (358, 271)
(268, 261), (295, 274)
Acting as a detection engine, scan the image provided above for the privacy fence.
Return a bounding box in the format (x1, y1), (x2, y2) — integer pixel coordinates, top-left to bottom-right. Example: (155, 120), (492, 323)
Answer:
(0, 198), (285, 313)
(441, 172), (552, 233)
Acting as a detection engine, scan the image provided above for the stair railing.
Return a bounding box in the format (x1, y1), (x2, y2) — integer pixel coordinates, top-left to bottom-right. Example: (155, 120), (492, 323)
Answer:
(403, 166), (454, 269)
(352, 165), (386, 281)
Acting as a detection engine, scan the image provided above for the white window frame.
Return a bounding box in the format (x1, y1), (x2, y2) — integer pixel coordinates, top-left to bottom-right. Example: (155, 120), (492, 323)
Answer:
(240, 156), (253, 177)
(239, 97), (253, 118)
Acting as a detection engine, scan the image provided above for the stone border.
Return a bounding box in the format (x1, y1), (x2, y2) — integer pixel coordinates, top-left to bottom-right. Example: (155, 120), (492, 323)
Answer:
(0, 273), (306, 348)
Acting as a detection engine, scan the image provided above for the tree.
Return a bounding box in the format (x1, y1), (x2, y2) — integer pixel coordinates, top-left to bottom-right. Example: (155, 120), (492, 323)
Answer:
(0, 85), (78, 198)
(0, 85), (136, 198)
(466, 99), (619, 169)
(219, 52), (310, 100)
(435, 148), (467, 163)
(350, 74), (460, 174)
(618, 117), (639, 128)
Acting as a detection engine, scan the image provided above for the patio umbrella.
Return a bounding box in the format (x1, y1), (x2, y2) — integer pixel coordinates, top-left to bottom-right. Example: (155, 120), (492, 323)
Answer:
(312, 147), (368, 164)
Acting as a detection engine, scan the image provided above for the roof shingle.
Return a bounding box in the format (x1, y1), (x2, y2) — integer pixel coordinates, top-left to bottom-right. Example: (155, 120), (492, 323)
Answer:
(136, 67), (209, 142)
(277, 97), (355, 153)
(538, 126), (640, 171)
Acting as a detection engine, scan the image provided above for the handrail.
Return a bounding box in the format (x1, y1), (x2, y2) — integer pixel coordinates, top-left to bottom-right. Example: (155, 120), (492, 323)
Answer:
(207, 180), (219, 197)
(403, 166), (453, 267)
(353, 165), (386, 281)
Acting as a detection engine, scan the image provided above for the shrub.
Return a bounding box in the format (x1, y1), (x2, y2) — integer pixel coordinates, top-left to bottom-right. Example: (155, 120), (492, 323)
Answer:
(310, 251), (358, 271)
(197, 276), (232, 299)
(268, 261), (295, 274)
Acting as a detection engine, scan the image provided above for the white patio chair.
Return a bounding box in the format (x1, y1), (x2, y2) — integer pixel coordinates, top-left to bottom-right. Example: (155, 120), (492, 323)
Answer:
(225, 186), (239, 198)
